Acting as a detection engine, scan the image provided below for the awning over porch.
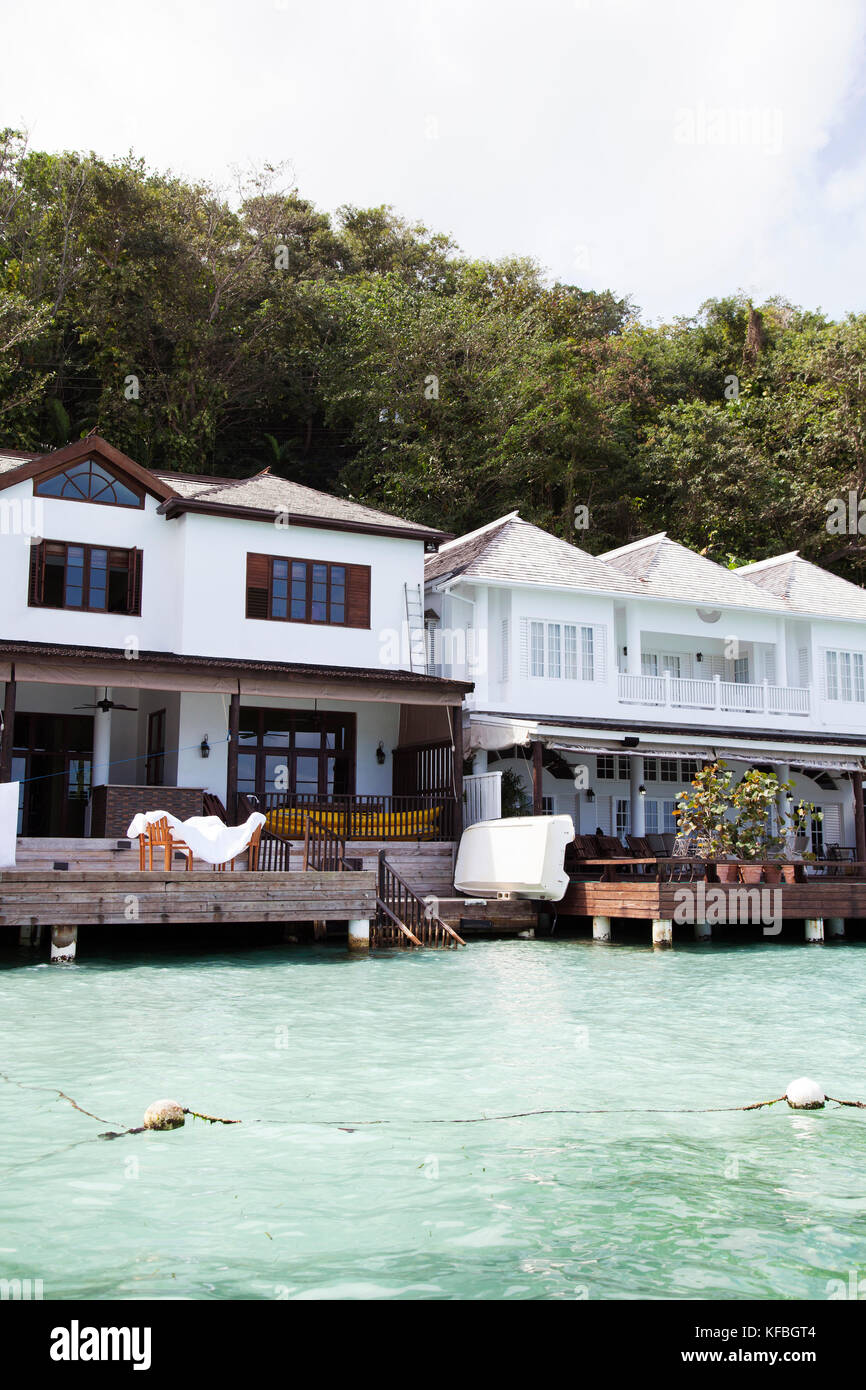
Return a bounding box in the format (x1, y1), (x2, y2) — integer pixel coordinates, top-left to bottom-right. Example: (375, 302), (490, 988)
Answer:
(465, 715), (866, 773)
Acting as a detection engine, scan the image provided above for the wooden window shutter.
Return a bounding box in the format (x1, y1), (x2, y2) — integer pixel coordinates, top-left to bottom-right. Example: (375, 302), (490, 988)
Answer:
(28, 540), (45, 606)
(126, 548), (143, 615)
(246, 553), (271, 620)
(345, 564), (370, 628)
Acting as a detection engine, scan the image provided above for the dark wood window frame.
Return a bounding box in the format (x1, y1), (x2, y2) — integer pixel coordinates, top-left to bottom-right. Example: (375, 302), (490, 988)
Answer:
(28, 539), (143, 615)
(236, 708), (357, 800)
(33, 457), (145, 510)
(245, 553), (370, 629)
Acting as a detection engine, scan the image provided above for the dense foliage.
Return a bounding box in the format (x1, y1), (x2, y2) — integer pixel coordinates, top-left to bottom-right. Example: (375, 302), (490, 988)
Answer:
(3, 132), (866, 578)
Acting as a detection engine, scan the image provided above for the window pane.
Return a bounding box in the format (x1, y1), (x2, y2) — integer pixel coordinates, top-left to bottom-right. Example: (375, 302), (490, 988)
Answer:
(291, 561), (307, 619)
(548, 624), (561, 679)
(530, 621), (544, 677)
(65, 545), (85, 607)
(660, 758), (678, 782)
(564, 625), (578, 679)
(826, 651), (838, 700)
(581, 626), (594, 681)
(88, 548), (107, 608)
(854, 653), (865, 702)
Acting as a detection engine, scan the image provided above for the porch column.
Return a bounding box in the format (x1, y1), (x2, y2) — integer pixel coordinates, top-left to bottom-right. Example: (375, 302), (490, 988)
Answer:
(775, 618), (788, 688)
(226, 692), (240, 818)
(0, 666), (15, 782)
(853, 770), (866, 866)
(531, 740), (544, 815)
(625, 605), (642, 676)
(629, 755), (645, 837)
(451, 704), (464, 836)
(91, 688), (112, 787)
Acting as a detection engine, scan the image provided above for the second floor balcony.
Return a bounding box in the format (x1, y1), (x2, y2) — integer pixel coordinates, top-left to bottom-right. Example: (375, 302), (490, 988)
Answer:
(617, 671), (810, 717)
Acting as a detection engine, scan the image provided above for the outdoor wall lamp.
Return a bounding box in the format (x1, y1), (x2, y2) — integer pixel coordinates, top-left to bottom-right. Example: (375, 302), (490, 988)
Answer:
(376, 741), (386, 765)
(200, 735), (210, 759)
(696, 652), (703, 662)
(638, 784), (647, 797)
(586, 788), (595, 803)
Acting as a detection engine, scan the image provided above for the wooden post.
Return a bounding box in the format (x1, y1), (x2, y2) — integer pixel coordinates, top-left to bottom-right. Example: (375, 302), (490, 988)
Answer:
(226, 692), (240, 820)
(451, 705), (464, 836)
(532, 739), (543, 815)
(0, 666), (15, 782)
(853, 771), (866, 866)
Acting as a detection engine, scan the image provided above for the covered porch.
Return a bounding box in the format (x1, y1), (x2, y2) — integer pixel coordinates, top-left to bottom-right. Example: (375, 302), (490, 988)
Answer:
(0, 643), (472, 842)
(464, 712), (866, 862)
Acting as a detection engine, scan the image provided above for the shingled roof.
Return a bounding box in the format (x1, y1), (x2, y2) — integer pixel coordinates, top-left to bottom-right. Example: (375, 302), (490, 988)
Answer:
(426, 514), (637, 592)
(0, 440), (444, 541)
(600, 532), (782, 611)
(737, 552), (866, 622)
(153, 467), (443, 538)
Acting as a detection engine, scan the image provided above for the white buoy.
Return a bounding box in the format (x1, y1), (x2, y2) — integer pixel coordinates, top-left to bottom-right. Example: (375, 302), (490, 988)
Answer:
(143, 1099), (185, 1130)
(785, 1077), (825, 1110)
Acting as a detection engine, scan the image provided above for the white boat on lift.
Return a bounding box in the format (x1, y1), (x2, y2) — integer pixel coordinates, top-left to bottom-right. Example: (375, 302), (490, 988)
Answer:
(454, 814), (574, 901)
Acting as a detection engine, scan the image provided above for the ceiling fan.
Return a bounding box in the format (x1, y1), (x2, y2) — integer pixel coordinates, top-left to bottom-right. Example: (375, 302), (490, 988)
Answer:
(75, 696), (139, 713)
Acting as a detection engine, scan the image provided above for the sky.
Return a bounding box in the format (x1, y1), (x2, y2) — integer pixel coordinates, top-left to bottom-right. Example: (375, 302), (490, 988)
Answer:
(3, 0), (866, 322)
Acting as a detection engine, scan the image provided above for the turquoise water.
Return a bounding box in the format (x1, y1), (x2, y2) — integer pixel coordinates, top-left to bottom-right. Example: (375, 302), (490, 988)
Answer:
(1, 937), (865, 1301)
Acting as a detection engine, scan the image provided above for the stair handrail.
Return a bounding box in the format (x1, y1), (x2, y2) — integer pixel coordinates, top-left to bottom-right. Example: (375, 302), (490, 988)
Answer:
(377, 850), (465, 946)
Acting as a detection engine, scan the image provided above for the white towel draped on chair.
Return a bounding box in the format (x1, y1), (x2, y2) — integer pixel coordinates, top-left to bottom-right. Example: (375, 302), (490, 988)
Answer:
(173, 813), (265, 866)
(126, 809), (265, 866)
(0, 781), (19, 869)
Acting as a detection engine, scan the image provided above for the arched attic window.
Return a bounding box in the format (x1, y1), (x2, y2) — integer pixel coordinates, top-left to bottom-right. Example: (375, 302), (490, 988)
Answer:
(35, 458), (144, 508)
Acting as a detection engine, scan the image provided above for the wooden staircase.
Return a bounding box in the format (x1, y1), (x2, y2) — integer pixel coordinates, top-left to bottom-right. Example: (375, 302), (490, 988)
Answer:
(301, 817), (464, 948)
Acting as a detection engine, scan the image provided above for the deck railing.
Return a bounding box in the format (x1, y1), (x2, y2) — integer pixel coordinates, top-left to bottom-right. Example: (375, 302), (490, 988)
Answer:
(256, 791), (458, 841)
(463, 770), (502, 827)
(617, 672), (811, 716)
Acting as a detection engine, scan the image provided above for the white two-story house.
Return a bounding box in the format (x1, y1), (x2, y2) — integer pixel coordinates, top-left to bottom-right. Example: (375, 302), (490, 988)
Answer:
(425, 514), (866, 855)
(0, 437), (471, 838)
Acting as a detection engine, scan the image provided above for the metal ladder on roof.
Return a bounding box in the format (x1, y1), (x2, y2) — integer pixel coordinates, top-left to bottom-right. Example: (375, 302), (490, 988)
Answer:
(403, 582), (427, 674)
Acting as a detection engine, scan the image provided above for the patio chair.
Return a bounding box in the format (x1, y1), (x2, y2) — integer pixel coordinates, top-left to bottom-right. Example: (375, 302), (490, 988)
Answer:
(144, 816), (193, 871)
(645, 832), (667, 856)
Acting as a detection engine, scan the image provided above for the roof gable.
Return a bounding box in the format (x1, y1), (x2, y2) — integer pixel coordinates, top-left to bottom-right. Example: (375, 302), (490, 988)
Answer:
(0, 437), (179, 504)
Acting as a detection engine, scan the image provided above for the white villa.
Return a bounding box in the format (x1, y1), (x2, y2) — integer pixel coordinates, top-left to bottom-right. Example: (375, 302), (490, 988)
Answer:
(425, 513), (866, 857)
(0, 437), (471, 839)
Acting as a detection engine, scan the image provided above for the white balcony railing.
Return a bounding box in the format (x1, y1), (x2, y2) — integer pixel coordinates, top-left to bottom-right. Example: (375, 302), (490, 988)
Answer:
(617, 672), (810, 716)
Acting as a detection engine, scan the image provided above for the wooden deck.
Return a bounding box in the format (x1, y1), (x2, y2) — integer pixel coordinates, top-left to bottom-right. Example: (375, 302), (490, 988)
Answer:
(0, 868), (377, 929)
(561, 877), (866, 920)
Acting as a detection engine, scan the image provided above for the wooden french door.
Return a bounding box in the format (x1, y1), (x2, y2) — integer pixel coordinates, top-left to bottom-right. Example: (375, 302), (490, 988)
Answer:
(236, 709), (356, 802)
(13, 712), (94, 836)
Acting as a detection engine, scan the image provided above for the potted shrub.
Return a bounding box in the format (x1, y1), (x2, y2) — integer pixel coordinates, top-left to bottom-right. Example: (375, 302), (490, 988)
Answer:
(731, 768), (792, 883)
(674, 762), (738, 880)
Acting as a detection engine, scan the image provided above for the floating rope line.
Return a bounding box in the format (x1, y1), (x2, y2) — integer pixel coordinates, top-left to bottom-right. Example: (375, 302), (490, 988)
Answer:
(0, 1069), (118, 1127)
(3, 1074), (864, 1156)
